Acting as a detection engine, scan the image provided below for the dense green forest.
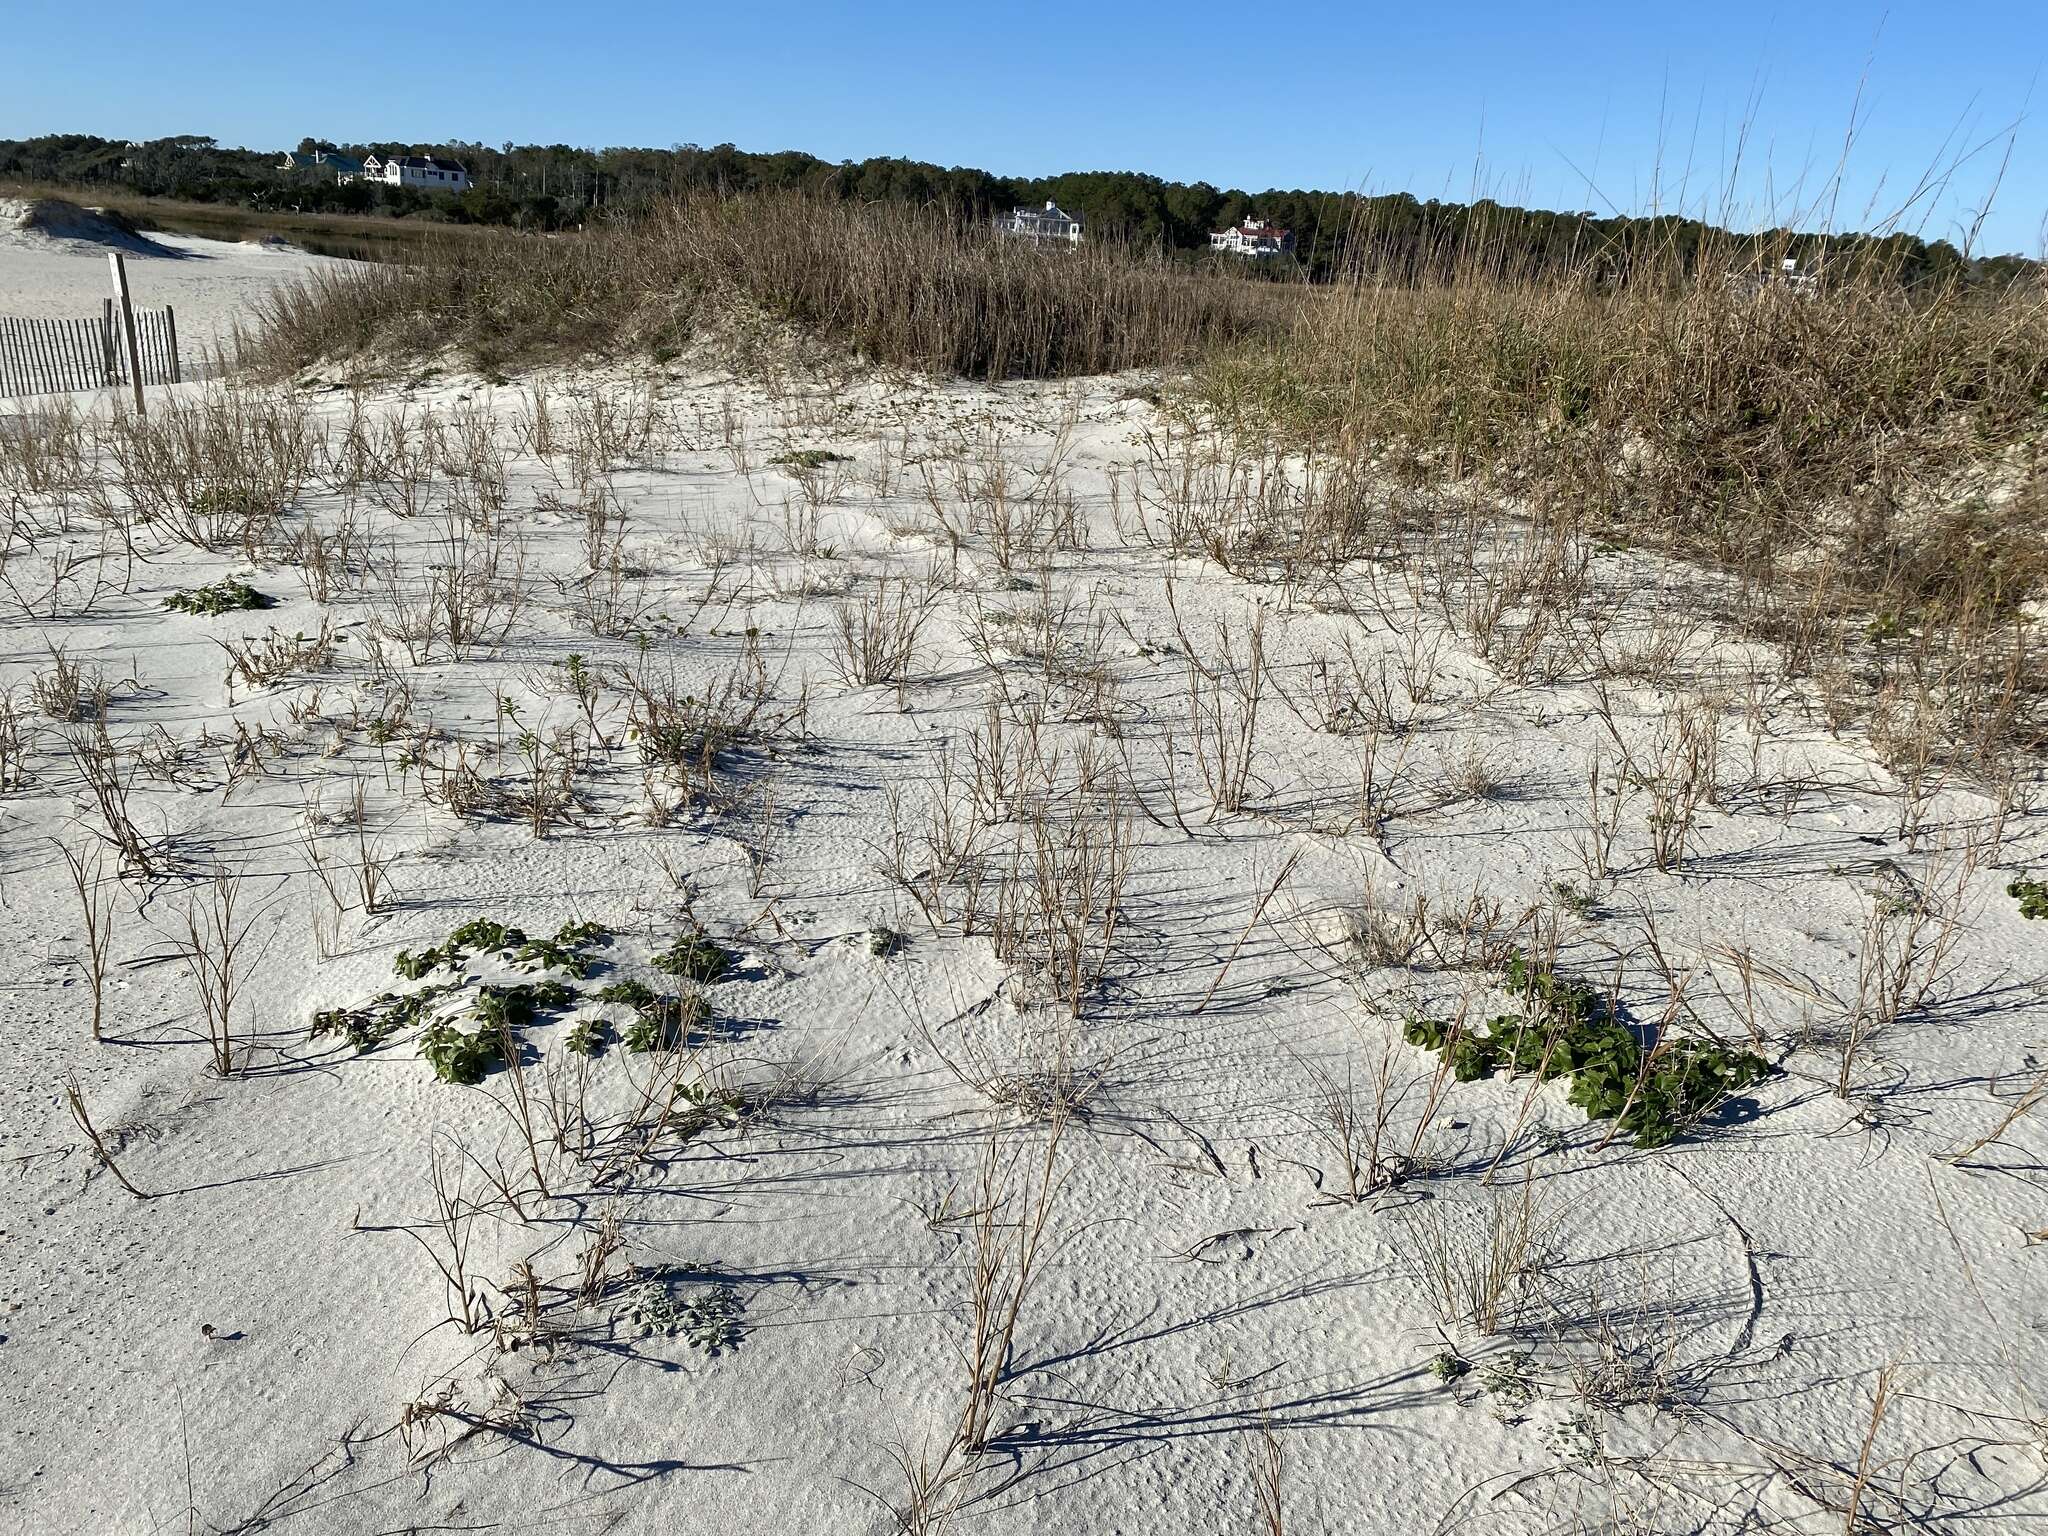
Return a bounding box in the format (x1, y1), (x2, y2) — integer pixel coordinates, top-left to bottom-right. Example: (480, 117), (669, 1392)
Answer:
(2, 131), (2033, 288)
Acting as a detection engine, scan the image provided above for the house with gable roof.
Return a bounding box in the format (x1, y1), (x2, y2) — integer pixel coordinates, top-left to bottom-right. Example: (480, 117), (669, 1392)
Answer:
(1209, 217), (1295, 258)
(356, 154), (472, 193)
(997, 200), (1083, 245)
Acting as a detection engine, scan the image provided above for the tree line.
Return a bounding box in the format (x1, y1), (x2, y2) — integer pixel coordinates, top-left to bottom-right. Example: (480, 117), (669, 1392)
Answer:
(2, 131), (2032, 289)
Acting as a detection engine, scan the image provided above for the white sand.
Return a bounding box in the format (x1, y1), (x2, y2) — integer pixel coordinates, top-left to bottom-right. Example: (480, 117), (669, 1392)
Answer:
(0, 199), (361, 370)
(1, 255), (2045, 1535)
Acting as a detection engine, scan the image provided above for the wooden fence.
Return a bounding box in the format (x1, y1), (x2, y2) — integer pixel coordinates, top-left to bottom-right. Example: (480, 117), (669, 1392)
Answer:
(0, 304), (181, 399)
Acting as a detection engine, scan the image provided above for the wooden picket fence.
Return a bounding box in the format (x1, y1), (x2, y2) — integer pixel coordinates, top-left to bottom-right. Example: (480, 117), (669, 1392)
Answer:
(0, 304), (181, 399)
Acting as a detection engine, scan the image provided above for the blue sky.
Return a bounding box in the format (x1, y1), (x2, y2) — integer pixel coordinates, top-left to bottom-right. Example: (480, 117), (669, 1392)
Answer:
(7, 2), (2045, 253)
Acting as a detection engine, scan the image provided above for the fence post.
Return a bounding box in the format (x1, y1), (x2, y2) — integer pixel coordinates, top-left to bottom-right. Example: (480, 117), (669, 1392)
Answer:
(108, 252), (145, 415)
(164, 306), (181, 383)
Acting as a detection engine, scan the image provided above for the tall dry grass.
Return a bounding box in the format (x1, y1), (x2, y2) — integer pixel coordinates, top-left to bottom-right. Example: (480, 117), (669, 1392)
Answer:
(1204, 267), (2048, 594)
(242, 191), (1296, 380)
(1196, 241), (2048, 763)
(242, 190), (2048, 759)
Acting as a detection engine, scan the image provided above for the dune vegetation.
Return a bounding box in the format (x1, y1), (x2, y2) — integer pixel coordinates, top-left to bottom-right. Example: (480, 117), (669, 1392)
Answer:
(5, 182), (2047, 1535)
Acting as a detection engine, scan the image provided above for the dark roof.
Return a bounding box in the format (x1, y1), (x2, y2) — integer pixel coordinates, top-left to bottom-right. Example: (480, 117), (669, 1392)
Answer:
(280, 150), (365, 174)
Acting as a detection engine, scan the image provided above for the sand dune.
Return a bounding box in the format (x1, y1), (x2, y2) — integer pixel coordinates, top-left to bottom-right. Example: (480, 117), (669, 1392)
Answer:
(0, 199), (362, 370)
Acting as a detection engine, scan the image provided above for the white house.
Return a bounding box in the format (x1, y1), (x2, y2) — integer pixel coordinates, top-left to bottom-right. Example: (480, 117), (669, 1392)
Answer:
(1727, 256), (1820, 301)
(1773, 256), (1819, 297)
(998, 200), (1083, 245)
(1209, 218), (1295, 258)
(355, 154), (472, 193)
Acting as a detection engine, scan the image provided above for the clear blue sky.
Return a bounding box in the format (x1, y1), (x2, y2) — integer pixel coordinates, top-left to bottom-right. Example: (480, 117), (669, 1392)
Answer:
(7, 1), (2045, 253)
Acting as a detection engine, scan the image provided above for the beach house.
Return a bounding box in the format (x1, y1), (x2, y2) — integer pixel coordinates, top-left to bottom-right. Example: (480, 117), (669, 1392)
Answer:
(1209, 218), (1295, 258)
(357, 155), (473, 193)
(997, 200), (1084, 245)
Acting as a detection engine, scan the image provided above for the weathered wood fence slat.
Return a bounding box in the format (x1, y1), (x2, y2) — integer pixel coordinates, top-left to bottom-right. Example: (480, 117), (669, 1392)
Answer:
(0, 307), (181, 399)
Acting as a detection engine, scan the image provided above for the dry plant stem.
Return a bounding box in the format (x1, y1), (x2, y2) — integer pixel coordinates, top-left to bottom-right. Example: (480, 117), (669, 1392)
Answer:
(541, 1048), (597, 1163)
(959, 1106), (1067, 1455)
(406, 1142), (488, 1334)
(491, 1022), (552, 1201)
(831, 578), (933, 687)
(1403, 1175), (1547, 1336)
(63, 718), (155, 875)
(56, 839), (116, 1040)
(1841, 1364), (1899, 1535)
(62, 1075), (147, 1198)
(1838, 894), (1965, 1098)
(1195, 851), (1301, 1013)
(354, 814), (394, 914)
(876, 1433), (965, 1536)
(1254, 1410), (1286, 1536)
(171, 875), (267, 1075)
(1178, 608), (1267, 819)
(1482, 1017), (1572, 1183)
(1302, 1058), (1370, 1206)
(577, 1201), (624, 1306)
(1300, 1038), (1412, 1204)
(1945, 1065), (2048, 1165)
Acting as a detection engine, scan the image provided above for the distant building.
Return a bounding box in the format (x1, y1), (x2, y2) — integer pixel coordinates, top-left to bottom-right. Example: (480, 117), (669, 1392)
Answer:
(355, 155), (472, 193)
(1729, 256), (1820, 300)
(998, 200), (1083, 245)
(1773, 256), (1819, 297)
(1209, 218), (1295, 258)
(278, 149), (367, 181)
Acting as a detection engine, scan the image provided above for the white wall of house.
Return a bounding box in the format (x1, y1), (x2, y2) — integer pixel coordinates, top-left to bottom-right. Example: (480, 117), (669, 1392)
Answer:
(358, 157), (472, 193)
(391, 161), (470, 192)
(999, 201), (1083, 244)
(1209, 222), (1293, 257)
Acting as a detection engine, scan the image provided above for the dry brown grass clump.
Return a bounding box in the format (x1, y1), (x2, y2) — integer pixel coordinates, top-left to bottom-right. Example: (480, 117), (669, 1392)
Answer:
(242, 191), (1296, 381)
(1197, 255), (2048, 761)
(1206, 270), (2048, 587)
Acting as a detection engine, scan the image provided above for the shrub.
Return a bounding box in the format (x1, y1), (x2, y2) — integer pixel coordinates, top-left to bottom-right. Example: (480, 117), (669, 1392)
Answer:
(622, 991), (709, 1053)
(613, 1270), (745, 1352)
(312, 985), (457, 1049)
(514, 920), (612, 976)
(164, 578), (275, 616)
(394, 945), (456, 980)
(396, 918), (609, 979)
(677, 1285), (745, 1354)
(447, 919), (526, 954)
(468, 980), (570, 1032)
(309, 1004), (395, 1053)
(770, 449), (849, 470)
(652, 930), (734, 984)
(2011, 878), (2048, 920)
(1403, 954), (1771, 1148)
(420, 1020), (500, 1085)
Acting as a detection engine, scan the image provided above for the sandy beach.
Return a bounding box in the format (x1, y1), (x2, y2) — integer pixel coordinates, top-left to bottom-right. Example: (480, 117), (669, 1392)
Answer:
(1, 197), (361, 371)
(2, 219), (2045, 1536)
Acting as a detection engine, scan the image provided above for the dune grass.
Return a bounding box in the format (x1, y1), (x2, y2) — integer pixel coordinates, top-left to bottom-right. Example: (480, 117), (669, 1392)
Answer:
(243, 190), (2048, 763)
(0, 177), (490, 260)
(241, 191), (1298, 381)
(1192, 246), (2048, 764)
